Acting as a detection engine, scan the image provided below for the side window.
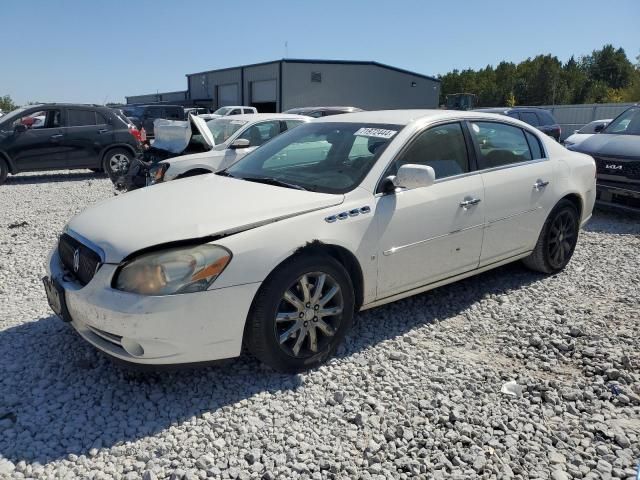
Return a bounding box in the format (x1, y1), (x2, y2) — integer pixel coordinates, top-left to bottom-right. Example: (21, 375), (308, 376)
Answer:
(520, 112), (540, 127)
(507, 111), (520, 120)
(12, 110), (61, 129)
(469, 121), (533, 169)
(386, 122), (469, 180)
(238, 121), (281, 147)
(243, 108), (254, 114)
(230, 109), (242, 115)
(96, 112), (108, 125)
(525, 131), (544, 159)
(149, 107), (163, 118)
(167, 109), (182, 120)
(67, 109), (97, 127)
(540, 111), (556, 126)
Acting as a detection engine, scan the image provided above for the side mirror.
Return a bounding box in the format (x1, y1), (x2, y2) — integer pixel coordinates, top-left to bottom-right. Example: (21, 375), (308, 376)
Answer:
(230, 138), (250, 149)
(594, 124), (605, 133)
(14, 124), (27, 134)
(392, 164), (436, 190)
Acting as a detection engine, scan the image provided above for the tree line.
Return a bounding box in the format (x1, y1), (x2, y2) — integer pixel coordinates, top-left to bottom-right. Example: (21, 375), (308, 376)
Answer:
(438, 44), (640, 107)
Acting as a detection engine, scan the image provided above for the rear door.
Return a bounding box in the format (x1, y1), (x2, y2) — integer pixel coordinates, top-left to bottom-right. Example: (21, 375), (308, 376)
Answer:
(6, 108), (65, 171)
(64, 108), (107, 168)
(466, 120), (555, 265)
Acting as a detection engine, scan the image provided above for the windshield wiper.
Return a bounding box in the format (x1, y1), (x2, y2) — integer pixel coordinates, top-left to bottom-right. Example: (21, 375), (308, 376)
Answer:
(216, 170), (235, 177)
(239, 176), (307, 191)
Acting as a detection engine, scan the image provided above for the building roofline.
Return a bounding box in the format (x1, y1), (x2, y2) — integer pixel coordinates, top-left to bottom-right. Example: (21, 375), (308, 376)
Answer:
(185, 58), (440, 83)
(125, 90), (187, 99)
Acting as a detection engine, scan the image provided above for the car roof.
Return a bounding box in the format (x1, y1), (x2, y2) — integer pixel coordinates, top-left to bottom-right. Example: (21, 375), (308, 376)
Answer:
(474, 106), (551, 113)
(211, 113), (310, 122)
(217, 106), (255, 109)
(311, 109), (522, 125)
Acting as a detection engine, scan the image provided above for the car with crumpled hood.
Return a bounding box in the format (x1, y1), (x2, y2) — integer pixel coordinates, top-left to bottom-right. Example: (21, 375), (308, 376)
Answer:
(115, 114), (215, 190)
(147, 113), (309, 186)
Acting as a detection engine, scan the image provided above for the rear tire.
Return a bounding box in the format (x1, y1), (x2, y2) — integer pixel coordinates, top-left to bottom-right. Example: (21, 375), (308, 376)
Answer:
(245, 254), (355, 372)
(0, 159), (8, 185)
(523, 199), (579, 274)
(102, 148), (133, 181)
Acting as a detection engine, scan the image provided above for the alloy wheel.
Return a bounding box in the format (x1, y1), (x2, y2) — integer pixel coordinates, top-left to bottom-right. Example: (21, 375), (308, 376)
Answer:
(109, 153), (130, 173)
(275, 272), (343, 358)
(547, 210), (576, 269)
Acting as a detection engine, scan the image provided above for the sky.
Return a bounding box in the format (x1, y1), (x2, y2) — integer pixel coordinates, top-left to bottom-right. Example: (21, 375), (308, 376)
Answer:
(1, 0), (638, 105)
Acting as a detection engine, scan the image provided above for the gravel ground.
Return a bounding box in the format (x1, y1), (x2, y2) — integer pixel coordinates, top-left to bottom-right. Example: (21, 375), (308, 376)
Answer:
(0, 171), (639, 480)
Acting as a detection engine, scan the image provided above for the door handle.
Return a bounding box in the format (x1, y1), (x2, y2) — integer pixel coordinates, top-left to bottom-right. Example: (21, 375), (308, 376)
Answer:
(98, 129), (109, 134)
(50, 134), (63, 139)
(533, 180), (550, 190)
(459, 197), (481, 209)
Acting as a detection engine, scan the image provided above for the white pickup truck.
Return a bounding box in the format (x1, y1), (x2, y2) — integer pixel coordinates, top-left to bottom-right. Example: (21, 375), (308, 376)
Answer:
(199, 106), (257, 121)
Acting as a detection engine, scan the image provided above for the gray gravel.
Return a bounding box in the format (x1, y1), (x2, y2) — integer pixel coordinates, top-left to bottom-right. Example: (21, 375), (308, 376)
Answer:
(1, 171), (639, 480)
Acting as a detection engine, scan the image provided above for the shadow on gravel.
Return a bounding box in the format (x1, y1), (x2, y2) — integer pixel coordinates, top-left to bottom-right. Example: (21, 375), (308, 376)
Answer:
(5, 171), (104, 185)
(0, 262), (544, 464)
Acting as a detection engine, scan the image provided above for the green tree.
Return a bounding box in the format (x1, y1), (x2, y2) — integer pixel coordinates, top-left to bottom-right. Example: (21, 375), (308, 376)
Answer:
(0, 95), (17, 113)
(584, 44), (634, 89)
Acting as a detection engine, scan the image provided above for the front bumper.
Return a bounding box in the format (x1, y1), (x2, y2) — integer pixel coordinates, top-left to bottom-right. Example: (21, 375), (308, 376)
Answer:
(46, 249), (261, 365)
(596, 180), (640, 213)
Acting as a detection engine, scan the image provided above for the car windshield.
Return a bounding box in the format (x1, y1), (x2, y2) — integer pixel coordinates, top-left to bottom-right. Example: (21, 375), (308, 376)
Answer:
(207, 118), (247, 144)
(602, 107), (640, 135)
(224, 122), (402, 194)
(577, 121), (605, 134)
(213, 107), (232, 116)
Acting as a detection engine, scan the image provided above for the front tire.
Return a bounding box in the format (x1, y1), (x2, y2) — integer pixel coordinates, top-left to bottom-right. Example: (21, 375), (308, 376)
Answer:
(523, 199), (579, 273)
(103, 148), (132, 181)
(245, 254), (355, 372)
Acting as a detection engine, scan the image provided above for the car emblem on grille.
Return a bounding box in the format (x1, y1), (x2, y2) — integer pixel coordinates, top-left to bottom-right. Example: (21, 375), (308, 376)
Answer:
(605, 164), (623, 170)
(73, 248), (80, 273)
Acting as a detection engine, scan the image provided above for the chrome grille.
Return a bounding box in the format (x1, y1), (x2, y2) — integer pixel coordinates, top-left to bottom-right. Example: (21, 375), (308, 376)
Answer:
(58, 233), (102, 286)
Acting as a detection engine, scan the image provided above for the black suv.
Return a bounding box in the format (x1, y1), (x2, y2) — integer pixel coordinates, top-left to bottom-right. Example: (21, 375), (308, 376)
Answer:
(0, 104), (140, 184)
(474, 107), (561, 141)
(120, 105), (184, 138)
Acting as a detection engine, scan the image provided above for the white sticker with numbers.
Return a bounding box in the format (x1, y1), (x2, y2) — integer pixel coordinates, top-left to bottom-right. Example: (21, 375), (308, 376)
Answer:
(354, 128), (397, 139)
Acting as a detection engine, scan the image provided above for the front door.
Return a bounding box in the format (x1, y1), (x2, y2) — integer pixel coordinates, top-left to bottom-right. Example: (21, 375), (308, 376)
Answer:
(375, 122), (485, 299)
(465, 120), (556, 265)
(7, 108), (65, 171)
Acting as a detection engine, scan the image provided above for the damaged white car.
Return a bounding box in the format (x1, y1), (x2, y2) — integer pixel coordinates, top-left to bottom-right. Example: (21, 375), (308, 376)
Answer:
(147, 113), (309, 185)
(44, 110), (596, 372)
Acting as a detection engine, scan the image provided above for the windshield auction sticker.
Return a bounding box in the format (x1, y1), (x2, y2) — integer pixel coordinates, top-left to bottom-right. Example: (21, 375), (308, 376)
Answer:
(354, 128), (397, 139)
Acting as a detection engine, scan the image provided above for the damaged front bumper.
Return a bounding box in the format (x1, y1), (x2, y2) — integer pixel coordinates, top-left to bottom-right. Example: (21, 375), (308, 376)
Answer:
(46, 248), (260, 365)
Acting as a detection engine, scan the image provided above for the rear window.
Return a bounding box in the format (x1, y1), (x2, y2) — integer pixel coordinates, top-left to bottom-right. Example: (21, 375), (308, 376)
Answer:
(538, 111), (556, 125)
(67, 109), (97, 127)
(520, 112), (540, 127)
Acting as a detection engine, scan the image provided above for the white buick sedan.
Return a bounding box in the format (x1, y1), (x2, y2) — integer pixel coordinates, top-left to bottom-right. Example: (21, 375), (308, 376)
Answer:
(44, 110), (596, 372)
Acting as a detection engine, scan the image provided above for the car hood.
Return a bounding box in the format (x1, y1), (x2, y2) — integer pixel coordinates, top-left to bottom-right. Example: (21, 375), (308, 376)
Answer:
(67, 174), (344, 263)
(151, 115), (215, 153)
(571, 133), (640, 158)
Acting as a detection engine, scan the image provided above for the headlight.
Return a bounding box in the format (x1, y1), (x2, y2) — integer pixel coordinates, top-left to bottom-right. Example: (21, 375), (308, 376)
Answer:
(114, 244), (231, 295)
(148, 163), (169, 185)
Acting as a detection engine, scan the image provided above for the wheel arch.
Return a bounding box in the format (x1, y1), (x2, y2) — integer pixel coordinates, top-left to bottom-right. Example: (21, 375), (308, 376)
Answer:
(100, 144), (137, 164)
(560, 192), (583, 218)
(0, 151), (16, 173)
(291, 240), (365, 312)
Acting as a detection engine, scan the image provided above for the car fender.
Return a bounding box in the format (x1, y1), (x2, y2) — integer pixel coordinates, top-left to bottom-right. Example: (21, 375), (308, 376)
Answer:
(212, 187), (379, 305)
(0, 150), (16, 173)
(547, 139), (596, 224)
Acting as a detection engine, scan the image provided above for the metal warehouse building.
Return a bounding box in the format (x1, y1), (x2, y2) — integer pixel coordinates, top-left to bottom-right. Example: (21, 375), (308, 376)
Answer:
(126, 59), (440, 112)
(125, 90), (188, 105)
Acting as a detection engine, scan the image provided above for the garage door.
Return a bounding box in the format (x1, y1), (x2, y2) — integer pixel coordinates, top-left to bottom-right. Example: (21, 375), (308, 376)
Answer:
(251, 80), (277, 103)
(217, 83), (239, 107)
